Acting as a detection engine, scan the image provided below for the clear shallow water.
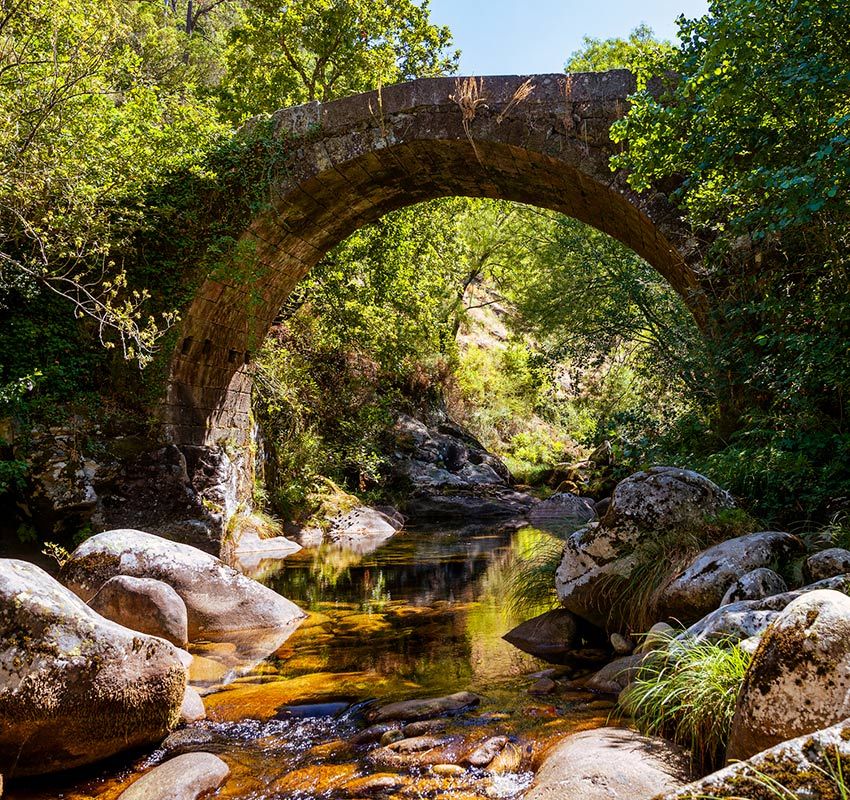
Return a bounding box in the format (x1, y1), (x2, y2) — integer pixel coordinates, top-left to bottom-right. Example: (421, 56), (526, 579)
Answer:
(11, 524), (612, 800)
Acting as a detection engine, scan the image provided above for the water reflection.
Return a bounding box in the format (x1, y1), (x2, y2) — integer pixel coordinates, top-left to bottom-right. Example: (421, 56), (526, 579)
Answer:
(9, 523), (610, 800)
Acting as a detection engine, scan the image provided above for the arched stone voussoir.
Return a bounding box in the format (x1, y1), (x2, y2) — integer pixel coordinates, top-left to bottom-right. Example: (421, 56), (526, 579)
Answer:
(165, 71), (706, 458)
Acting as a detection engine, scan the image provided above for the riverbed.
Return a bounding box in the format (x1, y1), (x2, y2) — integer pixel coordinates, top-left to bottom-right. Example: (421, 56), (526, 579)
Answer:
(11, 523), (612, 799)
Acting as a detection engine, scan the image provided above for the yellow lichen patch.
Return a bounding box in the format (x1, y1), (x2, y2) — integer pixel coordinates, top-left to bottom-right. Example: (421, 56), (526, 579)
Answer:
(271, 762), (359, 794)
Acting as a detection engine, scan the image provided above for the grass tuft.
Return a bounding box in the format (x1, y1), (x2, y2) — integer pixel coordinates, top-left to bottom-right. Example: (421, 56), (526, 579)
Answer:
(619, 634), (750, 773)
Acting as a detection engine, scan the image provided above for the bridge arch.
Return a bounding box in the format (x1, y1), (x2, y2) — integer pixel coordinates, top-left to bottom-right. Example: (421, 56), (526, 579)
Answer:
(164, 71), (705, 453)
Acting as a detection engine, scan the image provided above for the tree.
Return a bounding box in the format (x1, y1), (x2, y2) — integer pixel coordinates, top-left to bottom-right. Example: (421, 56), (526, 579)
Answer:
(0, 0), (227, 364)
(609, 0), (850, 519)
(565, 24), (673, 74)
(217, 0), (458, 123)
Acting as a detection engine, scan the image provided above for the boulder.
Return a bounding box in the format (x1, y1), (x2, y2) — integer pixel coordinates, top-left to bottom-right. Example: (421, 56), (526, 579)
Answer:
(326, 506), (403, 550)
(179, 686), (206, 724)
(720, 567), (787, 606)
(635, 622), (676, 654)
(389, 414), (533, 522)
(682, 574), (850, 643)
(502, 609), (580, 662)
(805, 547), (850, 583)
(584, 653), (645, 694)
(117, 753), (229, 800)
(657, 718), (850, 799)
(526, 727), (692, 800)
(60, 529), (306, 639)
(88, 575), (189, 648)
(658, 532), (802, 624)
(0, 559), (186, 777)
(556, 467), (734, 627)
(527, 493), (597, 534)
(727, 589), (850, 762)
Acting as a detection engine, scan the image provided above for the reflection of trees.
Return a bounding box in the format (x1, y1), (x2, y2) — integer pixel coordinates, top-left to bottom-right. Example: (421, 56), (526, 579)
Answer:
(479, 527), (565, 615)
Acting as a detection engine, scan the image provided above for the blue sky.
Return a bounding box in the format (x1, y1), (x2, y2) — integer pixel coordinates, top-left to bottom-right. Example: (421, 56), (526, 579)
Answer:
(427, 0), (710, 76)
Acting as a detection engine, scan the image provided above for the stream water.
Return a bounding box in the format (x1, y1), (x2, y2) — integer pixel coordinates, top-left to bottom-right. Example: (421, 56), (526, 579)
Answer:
(11, 524), (611, 799)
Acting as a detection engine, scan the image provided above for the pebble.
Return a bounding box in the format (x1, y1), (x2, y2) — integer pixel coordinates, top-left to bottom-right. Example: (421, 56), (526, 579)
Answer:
(528, 678), (556, 695)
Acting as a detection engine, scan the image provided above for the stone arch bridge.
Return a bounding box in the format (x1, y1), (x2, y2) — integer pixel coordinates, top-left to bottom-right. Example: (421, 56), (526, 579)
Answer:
(154, 70), (710, 538)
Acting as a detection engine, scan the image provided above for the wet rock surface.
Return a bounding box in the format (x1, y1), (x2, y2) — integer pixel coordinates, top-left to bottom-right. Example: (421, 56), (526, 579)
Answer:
(116, 753), (229, 800)
(368, 691), (481, 723)
(0, 559), (186, 777)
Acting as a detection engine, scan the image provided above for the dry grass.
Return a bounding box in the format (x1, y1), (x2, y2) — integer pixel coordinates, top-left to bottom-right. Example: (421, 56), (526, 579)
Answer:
(496, 78), (535, 123)
(450, 76), (488, 161)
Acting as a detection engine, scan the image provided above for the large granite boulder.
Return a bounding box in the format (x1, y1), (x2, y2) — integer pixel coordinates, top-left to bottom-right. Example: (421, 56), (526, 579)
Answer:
(556, 467), (734, 627)
(657, 532), (802, 624)
(527, 492), (597, 534)
(526, 727), (692, 800)
(60, 529), (305, 639)
(727, 589), (850, 762)
(88, 575), (189, 647)
(657, 718), (850, 799)
(682, 574), (850, 643)
(0, 559), (186, 777)
(388, 414), (534, 522)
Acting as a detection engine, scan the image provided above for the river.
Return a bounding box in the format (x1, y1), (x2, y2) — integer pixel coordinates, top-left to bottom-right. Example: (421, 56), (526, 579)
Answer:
(11, 523), (611, 799)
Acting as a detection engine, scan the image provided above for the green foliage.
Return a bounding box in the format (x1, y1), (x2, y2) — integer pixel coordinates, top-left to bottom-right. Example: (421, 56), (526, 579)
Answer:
(620, 635), (751, 772)
(565, 24), (674, 75)
(599, 508), (758, 632)
(218, 0), (457, 122)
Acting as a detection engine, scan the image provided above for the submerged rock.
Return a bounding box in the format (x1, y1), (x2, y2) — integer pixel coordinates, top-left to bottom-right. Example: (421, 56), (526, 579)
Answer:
(117, 753), (229, 800)
(88, 574), (189, 647)
(502, 609), (580, 662)
(526, 727), (692, 800)
(727, 589), (850, 762)
(60, 528), (305, 638)
(659, 718), (850, 799)
(0, 559), (186, 777)
(368, 691), (481, 723)
(556, 467), (734, 628)
(658, 532), (802, 624)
